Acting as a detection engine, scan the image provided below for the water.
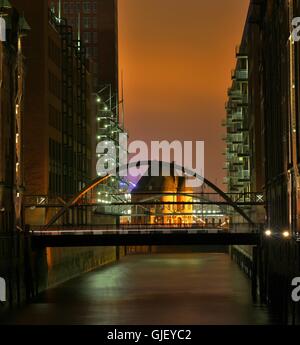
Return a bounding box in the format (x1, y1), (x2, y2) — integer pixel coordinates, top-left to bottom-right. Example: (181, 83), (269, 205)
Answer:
(1, 253), (275, 325)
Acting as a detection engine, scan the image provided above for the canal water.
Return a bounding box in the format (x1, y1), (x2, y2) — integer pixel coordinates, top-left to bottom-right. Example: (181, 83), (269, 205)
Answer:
(1, 253), (277, 325)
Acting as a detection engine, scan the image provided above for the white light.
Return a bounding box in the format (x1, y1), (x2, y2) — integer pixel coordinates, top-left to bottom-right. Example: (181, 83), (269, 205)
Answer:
(265, 230), (272, 237)
(283, 231), (290, 239)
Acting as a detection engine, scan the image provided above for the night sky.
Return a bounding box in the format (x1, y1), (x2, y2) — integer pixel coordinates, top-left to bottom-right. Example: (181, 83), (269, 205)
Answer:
(119, 0), (250, 189)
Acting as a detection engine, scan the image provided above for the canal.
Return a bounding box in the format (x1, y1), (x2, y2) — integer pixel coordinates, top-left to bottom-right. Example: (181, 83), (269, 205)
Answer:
(1, 253), (277, 325)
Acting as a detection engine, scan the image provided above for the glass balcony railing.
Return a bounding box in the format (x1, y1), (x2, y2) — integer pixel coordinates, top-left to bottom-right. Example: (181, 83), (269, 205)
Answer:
(238, 170), (250, 182)
(228, 88), (242, 98)
(232, 69), (248, 81)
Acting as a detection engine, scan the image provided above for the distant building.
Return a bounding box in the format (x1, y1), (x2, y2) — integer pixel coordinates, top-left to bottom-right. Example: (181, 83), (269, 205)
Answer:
(130, 162), (196, 226)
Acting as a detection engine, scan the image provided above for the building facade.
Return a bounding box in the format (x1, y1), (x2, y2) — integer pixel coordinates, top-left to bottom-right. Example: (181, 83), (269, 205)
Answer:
(9, 0), (123, 292)
(49, 0), (128, 206)
(0, 1), (29, 306)
(12, 0), (92, 226)
(49, 0), (119, 91)
(260, 0), (300, 235)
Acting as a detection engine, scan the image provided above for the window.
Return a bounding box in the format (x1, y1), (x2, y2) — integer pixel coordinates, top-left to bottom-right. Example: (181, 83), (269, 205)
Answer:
(69, 2), (75, 13)
(93, 17), (97, 29)
(83, 16), (90, 29)
(93, 47), (98, 58)
(83, 32), (91, 44)
(68, 17), (77, 29)
(49, 104), (61, 131)
(93, 32), (98, 43)
(92, 1), (97, 13)
(48, 37), (61, 67)
(86, 47), (91, 57)
(83, 1), (91, 14)
(48, 71), (61, 99)
(63, 2), (69, 14)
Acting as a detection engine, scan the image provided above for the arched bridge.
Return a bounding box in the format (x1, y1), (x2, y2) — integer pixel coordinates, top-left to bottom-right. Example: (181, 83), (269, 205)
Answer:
(25, 161), (265, 248)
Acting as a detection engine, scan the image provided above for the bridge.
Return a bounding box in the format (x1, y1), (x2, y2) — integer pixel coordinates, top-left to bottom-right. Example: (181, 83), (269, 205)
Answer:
(30, 224), (261, 248)
(23, 161), (265, 249)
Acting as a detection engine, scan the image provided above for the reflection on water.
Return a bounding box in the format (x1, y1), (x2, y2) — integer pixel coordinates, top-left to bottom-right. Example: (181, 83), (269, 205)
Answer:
(1, 253), (277, 325)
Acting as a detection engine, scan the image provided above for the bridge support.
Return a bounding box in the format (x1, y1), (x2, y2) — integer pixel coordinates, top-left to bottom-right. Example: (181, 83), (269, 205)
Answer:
(24, 225), (36, 302)
(251, 246), (258, 301)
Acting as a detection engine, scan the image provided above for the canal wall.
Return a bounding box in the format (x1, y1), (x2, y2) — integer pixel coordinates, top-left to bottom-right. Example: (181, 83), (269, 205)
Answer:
(34, 247), (120, 291)
(31, 244), (127, 295)
(0, 233), (27, 314)
(231, 240), (300, 324)
(230, 245), (254, 279)
(0, 229), (126, 314)
(19, 212), (127, 300)
(259, 238), (300, 324)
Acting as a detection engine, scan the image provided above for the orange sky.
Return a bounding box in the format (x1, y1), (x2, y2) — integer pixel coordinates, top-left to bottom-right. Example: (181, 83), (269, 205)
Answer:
(118, 0), (250, 189)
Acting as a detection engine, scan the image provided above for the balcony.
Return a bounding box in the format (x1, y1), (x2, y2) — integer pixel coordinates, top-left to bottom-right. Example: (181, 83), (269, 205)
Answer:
(238, 170), (251, 182)
(232, 69), (248, 81)
(231, 114), (243, 123)
(228, 88), (242, 98)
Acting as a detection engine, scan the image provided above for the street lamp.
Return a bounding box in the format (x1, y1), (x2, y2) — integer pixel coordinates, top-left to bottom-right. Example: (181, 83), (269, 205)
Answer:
(282, 231), (290, 239)
(264, 229), (272, 237)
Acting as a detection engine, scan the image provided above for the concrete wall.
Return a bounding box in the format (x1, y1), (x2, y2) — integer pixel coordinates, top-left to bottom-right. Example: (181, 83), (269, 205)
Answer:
(44, 247), (118, 288)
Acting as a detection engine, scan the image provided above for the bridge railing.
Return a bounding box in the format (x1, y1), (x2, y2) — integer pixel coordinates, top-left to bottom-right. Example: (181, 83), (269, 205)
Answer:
(29, 222), (262, 234)
(23, 192), (265, 207)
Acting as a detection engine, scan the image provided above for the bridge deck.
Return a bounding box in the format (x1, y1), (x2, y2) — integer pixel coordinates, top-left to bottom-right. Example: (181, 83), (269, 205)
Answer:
(31, 230), (260, 248)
